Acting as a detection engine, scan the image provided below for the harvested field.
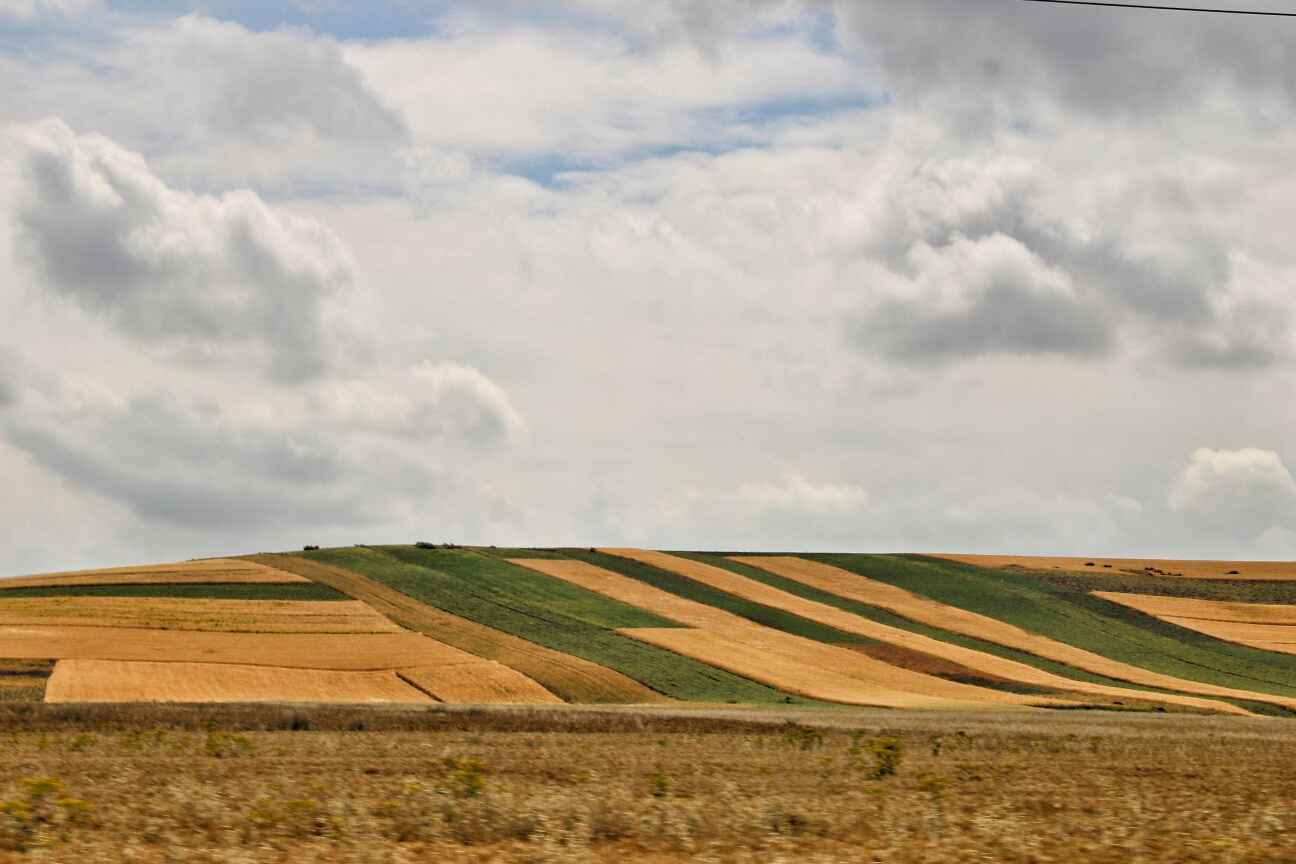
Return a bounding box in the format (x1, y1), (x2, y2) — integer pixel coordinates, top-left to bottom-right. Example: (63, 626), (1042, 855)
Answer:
(598, 550), (1254, 714)
(0, 558), (309, 589)
(398, 664), (563, 704)
(0, 627), (494, 670)
(619, 628), (1020, 709)
(251, 553), (667, 705)
(0, 597), (402, 633)
(5, 704), (1296, 862)
(44, 660), (433, 703)
(1093, 592), (1296, 624)
(514, 558), (1054, 708)
(933, 553), (1296, 580)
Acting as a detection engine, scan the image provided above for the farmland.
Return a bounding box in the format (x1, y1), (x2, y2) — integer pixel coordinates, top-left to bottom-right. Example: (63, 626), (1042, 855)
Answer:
(1, 702), (1295, 862)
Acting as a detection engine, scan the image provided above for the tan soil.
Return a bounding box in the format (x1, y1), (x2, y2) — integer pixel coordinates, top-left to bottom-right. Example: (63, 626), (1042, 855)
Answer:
(44, 659), (433, 703)
(619, 628), (1025, 710)
(250, 553), (665, 705)
(1092, 592), (1296, 624)
(398, 665), (564, 704)
(597, 550), (1254, 715)
(0, 597), (403, 633)
(0, 558), (308, 589)
(512, 558), (1067, 709)
(931, 553), (1296, 580)
(0, 627), (491, 670)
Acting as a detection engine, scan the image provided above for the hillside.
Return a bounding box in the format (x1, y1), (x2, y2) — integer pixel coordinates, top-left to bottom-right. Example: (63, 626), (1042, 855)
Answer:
(1, 546), (1295, 714)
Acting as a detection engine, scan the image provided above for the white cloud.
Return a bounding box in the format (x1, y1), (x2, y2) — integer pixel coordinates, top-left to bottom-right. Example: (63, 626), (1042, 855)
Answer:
(1168, 447), (1296, 510)
(737, 472), (865, 514)
(0, 0), (94, 19)
(12, 118), (356, 382)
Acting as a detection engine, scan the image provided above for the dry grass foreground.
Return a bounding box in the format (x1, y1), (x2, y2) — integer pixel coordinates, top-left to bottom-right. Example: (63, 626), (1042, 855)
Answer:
(729, 554), (1296, 713)
(0, 597), (401, 633)
(248, 553), (667, 705)
(0, 558), (308, 589)
(599, 550), (1251, 715)
(512, 558), (1053, 710)
(4, 704), (1296, 862)
(1096, 592), (1296, 656)
(44, 660), (433, 703)
(933, 553), (1296, 580)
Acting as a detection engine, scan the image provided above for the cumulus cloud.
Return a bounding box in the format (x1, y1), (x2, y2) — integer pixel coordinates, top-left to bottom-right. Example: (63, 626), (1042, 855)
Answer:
(1168, 447), (1296, 510)
(860, 232), (1110, 360)
(0, 352), (18, 408)
(119, 16), (409, 147)
(737, 472), (865, 514)
(12, 118), (355, 381)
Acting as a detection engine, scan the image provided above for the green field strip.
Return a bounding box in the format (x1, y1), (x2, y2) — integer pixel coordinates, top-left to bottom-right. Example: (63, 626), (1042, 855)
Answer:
(664, 552), (1296, 713)
(0, 583), (349, 600)
(798, 553), (1296, 698)
(562, 549), (880, 647)
(298, 546), (825, 706)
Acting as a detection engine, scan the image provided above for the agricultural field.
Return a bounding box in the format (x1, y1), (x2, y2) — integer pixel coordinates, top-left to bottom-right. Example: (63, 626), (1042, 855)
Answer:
(4, 545), (1296, 716)
(0, 703), (1294, 862)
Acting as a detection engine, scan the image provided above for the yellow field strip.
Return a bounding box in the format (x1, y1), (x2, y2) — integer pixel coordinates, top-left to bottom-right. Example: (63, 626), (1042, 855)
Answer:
(251, 553), (662, 705)
(1092, 593), (1296, 625)
(932, 554), (1296, 581)
(619, 628), (1018, 710)
(597, 550), (1257, 715)
(724, 555), (1296, 712)
(398, 665), (564, 704)
(44, 659), (433, 703)
(0, 597), (403, 633)
(1095, 592), (1296, 656)
(0, 558), (309, 589)
(511, 558), (1061, 710)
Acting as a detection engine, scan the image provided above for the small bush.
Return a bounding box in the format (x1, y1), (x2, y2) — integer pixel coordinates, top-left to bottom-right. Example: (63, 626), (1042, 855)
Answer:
(866, 736), (905, 779)
(783, 726), (824, 750)
(647, 773), (673, 797)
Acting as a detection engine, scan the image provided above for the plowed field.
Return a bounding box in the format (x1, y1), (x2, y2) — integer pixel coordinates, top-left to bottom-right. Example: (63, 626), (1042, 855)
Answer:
(397, 664), (563, 704)
(44, 660), (433, 703)
(512, 559), (1062, 708)
(0, 558), (308, 589)
(0, 597), (402, 633)
(597, 550), (1254, 714)
(932, 554), (1296, 580)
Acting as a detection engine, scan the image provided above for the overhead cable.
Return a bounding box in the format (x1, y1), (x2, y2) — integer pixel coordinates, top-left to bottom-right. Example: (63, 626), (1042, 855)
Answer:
(1020, 0), (1296, 16)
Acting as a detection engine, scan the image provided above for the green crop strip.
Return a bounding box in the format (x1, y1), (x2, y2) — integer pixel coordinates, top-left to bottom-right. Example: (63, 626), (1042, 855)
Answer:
(798, 554), (1296, 698)
(297, 546), (826, 706)
(664, 552), (1293, 713)
(563, 549), (879, 647)
(1010, 568), (1296, 604)
(0, 583), (348, 601)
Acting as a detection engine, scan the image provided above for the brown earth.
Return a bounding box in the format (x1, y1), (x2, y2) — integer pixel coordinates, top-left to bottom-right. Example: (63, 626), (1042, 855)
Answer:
(44, 659), (433, 703)
(398, 665), (564, 704)
(511, 558), (1067, 709)
(598, 549), (1253, 715)
(0, 557), (309, 588)
(250, 553), (667, 705)
(932, 553), (1296, 580)
(0, 597), (403, 633)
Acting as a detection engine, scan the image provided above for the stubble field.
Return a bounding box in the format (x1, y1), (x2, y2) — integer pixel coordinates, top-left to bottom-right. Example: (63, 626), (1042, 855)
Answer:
(0, 703), (1294, 862)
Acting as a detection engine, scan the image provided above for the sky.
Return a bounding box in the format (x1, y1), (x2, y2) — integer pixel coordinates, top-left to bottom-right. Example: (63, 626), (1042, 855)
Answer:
(3, 0), (1296, 575)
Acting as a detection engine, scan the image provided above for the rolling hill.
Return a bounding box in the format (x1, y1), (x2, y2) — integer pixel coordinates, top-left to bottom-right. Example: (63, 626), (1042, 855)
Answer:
(2, 545), (1295, 715)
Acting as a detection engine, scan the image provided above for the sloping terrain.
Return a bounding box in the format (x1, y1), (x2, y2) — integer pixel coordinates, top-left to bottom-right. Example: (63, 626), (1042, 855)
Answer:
(1096, 592), (1296, 655)
(0, 558), (309, 588)
(0, 597), (402, 633)
(934, 554), (1296, 580)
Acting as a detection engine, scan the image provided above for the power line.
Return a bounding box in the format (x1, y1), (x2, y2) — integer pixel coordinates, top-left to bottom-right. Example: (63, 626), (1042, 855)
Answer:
(1019, 0), (1296, 15)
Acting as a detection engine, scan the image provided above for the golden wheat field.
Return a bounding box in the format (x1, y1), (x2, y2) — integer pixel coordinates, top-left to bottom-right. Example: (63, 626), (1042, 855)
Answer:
(0, 597), (402, 633)
(1, 703), (1295, 863)
(0, 559), (308, 589)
